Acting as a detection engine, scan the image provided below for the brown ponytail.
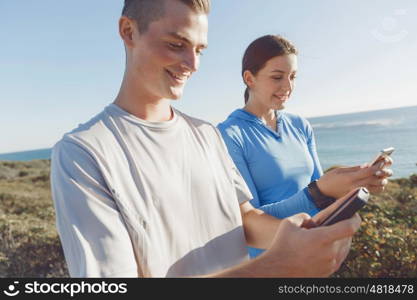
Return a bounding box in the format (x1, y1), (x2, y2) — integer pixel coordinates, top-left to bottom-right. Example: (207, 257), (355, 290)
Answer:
(244, 87), (250, 104)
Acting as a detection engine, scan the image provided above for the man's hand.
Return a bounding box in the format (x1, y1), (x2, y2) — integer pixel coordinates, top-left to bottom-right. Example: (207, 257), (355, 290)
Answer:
(257, 213), (361, 277)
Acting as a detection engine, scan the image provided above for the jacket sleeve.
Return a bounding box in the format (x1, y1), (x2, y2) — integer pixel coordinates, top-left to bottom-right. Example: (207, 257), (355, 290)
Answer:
(305, 119), (323, 181)
(217, 125), (260, 207)
(218, 125), (319, 219)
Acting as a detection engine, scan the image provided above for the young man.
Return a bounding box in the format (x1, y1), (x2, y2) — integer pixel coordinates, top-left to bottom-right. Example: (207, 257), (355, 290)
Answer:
(51, 0), (361, 277)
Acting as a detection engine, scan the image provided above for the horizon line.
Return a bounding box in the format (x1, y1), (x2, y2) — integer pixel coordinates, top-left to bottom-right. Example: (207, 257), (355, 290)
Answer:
(1, 103), (416, 155)
(305, 104), (417, 119)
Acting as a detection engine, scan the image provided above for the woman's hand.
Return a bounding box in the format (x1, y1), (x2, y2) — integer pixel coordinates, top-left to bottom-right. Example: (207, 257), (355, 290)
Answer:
(363, 157), (393, 193)
(316, 157), (393, 198)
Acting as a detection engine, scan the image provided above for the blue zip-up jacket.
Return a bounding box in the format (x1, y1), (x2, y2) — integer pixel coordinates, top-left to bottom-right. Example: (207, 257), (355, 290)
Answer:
(218, 109), (323, 257)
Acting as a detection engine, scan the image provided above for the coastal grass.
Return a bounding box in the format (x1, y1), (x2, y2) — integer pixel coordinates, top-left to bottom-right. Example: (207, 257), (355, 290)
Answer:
(0, 160), (416, 277)
(0, 160), (68, 277)
(335, 176), (417, 277)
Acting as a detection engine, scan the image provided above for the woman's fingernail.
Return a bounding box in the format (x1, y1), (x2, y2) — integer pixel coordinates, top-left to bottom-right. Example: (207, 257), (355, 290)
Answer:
(379, 162), (385, 169)
(375, 170), (382, 176)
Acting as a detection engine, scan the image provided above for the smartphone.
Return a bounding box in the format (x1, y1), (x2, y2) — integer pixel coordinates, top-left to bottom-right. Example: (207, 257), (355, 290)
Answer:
(369, 147), (395, 167)
(312, 187), (370, 227)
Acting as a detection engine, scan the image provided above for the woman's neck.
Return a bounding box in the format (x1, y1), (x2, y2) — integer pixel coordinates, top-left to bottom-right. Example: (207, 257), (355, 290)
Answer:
(244, 101), (276, 126)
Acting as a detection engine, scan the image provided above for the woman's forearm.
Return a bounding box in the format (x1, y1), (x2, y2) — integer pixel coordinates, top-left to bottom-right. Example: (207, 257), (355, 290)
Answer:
(258, 187), (319, 219)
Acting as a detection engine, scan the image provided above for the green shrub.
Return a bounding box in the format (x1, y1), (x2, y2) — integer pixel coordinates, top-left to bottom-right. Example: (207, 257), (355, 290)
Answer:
(334, 180), (417, 277)
(409, 174), (417, 187)
(18, 171), (29, 177)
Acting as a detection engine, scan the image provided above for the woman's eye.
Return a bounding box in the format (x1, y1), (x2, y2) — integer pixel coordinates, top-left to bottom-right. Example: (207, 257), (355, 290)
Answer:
(272, 77), (282, 80)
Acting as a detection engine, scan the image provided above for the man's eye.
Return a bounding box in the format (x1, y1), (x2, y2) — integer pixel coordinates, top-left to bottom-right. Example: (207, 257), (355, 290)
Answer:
(169, 42), (183, 49)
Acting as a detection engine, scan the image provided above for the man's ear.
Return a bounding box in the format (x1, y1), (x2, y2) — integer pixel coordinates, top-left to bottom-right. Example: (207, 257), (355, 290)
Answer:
(243, 70), (255, 88)
(119, 16), (136, 48)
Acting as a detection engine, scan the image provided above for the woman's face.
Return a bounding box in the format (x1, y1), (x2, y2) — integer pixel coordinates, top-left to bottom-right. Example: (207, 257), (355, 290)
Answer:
(245, 54), (297, 110)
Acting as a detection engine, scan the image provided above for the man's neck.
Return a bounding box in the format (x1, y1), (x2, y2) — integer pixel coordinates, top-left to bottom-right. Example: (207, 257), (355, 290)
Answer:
(114, 74), (173, 122)
(114, 95), (173, 122)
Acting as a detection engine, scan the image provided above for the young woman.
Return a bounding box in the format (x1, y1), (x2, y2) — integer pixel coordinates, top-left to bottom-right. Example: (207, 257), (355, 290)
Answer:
(218, 35), (393, 257)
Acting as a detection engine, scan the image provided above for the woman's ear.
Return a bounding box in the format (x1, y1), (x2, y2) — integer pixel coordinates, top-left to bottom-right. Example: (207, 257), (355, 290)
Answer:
(119, 16), (136, 48)
(243, 70), (255, 88)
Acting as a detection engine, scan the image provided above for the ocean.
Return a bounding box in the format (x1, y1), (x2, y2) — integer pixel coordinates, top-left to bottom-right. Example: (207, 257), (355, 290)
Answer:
(1, 106), (416, 178)
(0, 148), (51, 162)
(308, 105), (417, 178)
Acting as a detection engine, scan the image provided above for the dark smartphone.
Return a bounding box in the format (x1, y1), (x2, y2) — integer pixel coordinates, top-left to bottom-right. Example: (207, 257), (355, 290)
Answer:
(313, 187), (370, 226)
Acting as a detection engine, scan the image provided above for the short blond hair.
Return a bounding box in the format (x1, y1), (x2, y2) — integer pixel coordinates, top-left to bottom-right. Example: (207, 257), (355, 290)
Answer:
(122, 0), (210, 33)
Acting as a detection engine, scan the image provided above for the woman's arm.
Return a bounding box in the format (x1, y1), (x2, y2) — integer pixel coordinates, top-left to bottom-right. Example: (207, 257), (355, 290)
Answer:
(305, 119), (323, 181)
(304, 118), (394, 197)
(218, 126), (319, 219)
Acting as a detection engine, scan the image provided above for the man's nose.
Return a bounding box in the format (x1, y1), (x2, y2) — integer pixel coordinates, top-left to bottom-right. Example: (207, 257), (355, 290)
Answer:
(181, 50), (199, 72)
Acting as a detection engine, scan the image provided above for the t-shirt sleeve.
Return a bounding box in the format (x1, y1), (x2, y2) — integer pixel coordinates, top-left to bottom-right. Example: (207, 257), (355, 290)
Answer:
(50, 139), (138, 277)
(230, 156), (254, 205)
(214, 127), (253, 205)
(216, 126), (255, 205)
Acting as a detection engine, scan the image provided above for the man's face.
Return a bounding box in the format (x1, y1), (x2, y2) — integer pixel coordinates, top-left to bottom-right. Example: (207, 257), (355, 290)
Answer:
(128, 0), (208, 101)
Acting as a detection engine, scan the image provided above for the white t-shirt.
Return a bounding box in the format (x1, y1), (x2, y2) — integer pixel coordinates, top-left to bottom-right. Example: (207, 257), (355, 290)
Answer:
(51, 104), (252, 277)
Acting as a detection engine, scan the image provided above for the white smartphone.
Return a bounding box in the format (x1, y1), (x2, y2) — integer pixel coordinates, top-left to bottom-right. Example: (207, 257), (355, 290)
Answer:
(369, 147), (395, 167)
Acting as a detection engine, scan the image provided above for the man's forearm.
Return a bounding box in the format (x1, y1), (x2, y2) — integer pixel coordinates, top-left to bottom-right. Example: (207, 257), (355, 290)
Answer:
(241, 207), (282, 249)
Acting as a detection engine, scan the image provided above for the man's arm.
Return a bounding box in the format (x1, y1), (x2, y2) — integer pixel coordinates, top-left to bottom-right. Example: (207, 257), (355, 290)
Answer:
(51, 139), (139, 277)
(200, 196), (360, 278)
(239, 189), (363, 250)
(202, 212), (361, 278)
(239, 201), (282, 249)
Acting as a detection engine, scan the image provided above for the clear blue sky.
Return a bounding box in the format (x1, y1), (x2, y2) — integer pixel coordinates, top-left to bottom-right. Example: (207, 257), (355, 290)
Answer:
(1, 0), (416, 153)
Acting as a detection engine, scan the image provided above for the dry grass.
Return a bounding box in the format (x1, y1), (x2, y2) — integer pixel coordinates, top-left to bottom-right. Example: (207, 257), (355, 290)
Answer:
(0, 160), (68, 277)
(0, 160), (416, 277)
